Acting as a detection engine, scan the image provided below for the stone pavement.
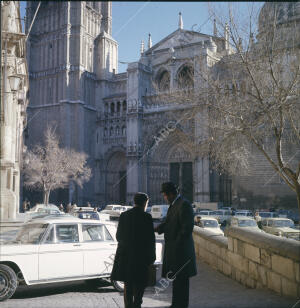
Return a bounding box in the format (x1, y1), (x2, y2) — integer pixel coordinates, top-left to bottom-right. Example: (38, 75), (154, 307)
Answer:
(2, 260), (298, 308)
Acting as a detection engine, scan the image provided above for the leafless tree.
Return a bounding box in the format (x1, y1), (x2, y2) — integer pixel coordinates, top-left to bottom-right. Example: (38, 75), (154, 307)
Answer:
(22, 126), (91, 205)
(156, 3), (300, 208)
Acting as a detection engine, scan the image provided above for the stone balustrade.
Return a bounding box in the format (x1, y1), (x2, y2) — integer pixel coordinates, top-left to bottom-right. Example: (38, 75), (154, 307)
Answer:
(192, 226), (300, 298)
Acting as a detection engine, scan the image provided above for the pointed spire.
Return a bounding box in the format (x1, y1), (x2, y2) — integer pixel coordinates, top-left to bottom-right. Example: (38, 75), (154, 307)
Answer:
(140, 40), (145, 54)
(148, 33), (152, 49)
(225, 22), (229, 50)
(213, 19), (217, 36)
(178, 12), (183, 29)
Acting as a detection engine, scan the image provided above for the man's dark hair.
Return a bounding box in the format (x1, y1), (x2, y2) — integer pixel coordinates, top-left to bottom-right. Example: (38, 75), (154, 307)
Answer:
(134, 192), (149, 207)
(160, 182), (178, 195)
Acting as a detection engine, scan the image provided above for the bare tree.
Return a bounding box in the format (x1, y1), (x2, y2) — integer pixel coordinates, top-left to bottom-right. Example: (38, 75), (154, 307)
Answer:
(23, 126), (92, 205)
(157, 3), (300, 208)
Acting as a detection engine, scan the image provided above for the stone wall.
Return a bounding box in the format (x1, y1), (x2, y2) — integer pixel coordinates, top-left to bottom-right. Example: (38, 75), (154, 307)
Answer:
(192, 226), (300, 298)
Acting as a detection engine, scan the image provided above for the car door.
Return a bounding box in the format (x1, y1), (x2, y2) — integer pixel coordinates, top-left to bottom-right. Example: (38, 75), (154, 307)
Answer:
(80, 223), (117, 277)
(38, 223), (84, 280)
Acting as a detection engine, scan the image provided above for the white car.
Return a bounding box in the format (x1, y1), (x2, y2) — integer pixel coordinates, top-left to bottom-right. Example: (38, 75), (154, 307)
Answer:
(196, 210), (216, 217)
(194, 216), (224, 236)
(261, 218), (300, 241)
(25, 204), (63, 222)
(151, 205), (169, 221)
(225, 216), (263, 236)
(0, 216), (163, 301)
(235, 211), (253, 218)
(211, 209), (232, 224)
(109, 206), (133, 221)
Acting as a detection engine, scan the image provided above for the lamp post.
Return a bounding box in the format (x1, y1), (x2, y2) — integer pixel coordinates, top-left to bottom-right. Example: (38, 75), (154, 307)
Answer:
(8, 74), (22, 92)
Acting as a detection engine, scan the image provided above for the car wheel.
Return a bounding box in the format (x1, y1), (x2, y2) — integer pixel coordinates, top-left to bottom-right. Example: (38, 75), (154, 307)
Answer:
(111, 279), (124, 292)
(0, 264), (18, 301)
(85, 278), (104, 288)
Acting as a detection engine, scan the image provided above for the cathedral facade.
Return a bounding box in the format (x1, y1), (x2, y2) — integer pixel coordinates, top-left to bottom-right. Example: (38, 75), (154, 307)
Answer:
(25, 1), (298, 208)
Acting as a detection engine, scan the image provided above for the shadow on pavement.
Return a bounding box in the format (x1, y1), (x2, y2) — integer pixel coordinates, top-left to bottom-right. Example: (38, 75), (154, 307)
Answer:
(12, 279), (117, 299)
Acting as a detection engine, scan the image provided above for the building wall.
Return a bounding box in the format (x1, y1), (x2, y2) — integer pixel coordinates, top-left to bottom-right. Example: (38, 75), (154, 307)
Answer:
(1, 1), (29, 220)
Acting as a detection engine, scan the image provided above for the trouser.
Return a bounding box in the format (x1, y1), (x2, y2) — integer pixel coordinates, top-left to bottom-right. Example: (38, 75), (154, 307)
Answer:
(124, 281), (146, 308)
(172, 275), (190, 308)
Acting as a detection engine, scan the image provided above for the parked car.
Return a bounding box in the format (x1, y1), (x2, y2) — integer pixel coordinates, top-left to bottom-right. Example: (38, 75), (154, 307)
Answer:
(235, 211), (254, 218)
(194, 216), (224, 236)
(254, 211), (279, 221)
(0, 216), (163, 301)
(211, 209), (232, 225)
(73, 210), (101, 220)
(109, 206), (133, 221)
(25, 204), (63, 222)
(151, 205), (169, 221)
(195, 210), (216, 217)
(225, 216), (263, 235)
(261, 218), (300, 241)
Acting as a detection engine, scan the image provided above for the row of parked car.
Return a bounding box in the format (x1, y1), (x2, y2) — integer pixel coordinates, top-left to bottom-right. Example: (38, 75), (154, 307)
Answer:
(194, 210), (300, 241)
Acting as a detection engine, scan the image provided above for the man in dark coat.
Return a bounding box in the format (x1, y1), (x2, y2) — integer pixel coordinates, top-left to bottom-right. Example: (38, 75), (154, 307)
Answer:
(154, 182), (197, 308)
(111, 193), (156, 308)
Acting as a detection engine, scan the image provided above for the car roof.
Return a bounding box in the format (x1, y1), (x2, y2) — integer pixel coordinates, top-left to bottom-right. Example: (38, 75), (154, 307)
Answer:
(200, 217), (218, 221)
(263, 217), (292, 221)
(26, 215), (104, 225)
(232, 216), (255, 220)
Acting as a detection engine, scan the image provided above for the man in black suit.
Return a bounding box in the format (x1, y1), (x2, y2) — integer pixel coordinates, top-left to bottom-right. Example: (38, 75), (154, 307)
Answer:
(111, 193), (156, 308)
(155, 182), (197, 308)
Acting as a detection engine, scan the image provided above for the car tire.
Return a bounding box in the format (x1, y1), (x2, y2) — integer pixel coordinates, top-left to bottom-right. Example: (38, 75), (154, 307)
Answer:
(85, 278), (104, 288)
(111, 279), (124, 292)
(0, 264), (18, 301)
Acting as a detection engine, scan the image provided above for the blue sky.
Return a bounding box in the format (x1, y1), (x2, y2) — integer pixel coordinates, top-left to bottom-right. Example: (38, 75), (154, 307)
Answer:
(20, 1), (264, 73)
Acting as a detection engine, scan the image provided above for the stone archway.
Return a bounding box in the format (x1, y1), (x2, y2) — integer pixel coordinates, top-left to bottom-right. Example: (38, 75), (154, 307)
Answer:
(105, 151), (127, 204)
(147, 128), (195, 203)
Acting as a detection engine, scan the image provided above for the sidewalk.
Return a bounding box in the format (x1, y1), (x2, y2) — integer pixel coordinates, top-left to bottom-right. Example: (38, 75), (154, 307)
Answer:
(141, 259), (297, 308)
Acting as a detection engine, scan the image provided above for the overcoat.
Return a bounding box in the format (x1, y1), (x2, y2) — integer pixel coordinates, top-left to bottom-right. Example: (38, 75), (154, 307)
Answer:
(111, 207), (156, 283)
(156, 195), (197, 278)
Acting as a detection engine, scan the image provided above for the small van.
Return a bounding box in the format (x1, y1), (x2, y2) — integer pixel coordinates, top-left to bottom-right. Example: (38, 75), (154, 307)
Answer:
(151, 205), (169, 221)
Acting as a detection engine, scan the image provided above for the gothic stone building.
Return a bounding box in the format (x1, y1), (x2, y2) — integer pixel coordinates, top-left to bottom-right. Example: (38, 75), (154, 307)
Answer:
(25, 1), (299, 207)
(1, 1), (28, 220)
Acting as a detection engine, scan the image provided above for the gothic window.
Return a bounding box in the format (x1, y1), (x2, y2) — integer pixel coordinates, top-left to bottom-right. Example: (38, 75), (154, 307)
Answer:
(110, 103), (115, 115)
(117, 101), (121, 114)
(156, 70), (170, 91)
(122, 100), (127, 112)
(116, 126), (120, 136)
(105, 103), (108, 114)
(109, 127), (114, 136)
(104, 128), (108, 137)
(122, 125), (126, 136)
(177, 65), (194, 89)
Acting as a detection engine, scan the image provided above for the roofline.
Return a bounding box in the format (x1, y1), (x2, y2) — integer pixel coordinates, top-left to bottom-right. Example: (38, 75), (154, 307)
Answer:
(144, 28), (225, 56)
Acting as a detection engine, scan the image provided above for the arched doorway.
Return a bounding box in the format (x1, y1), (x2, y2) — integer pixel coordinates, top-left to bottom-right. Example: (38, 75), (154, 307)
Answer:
(106, 152), (127, 204)
(168, 146), (194, 203)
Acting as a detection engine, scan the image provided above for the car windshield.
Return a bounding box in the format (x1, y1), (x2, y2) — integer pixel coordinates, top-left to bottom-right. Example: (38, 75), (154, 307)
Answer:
(14, 223), (48, 244)
(104, 206), (113, 211)
(236, 212), (247, 216)
(202, 220), (218, 228)
(238, 220), (257, 227)
(259, 212), (271, 217)
(272, 220), (294, 228)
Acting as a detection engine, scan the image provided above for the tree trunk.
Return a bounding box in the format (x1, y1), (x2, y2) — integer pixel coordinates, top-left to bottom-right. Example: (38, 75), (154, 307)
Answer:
(43, 190), (51, 205)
